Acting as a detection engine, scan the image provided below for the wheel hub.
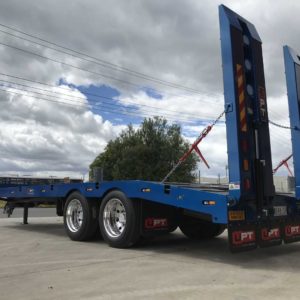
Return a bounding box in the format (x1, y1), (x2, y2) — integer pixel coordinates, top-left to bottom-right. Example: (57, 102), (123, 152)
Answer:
(103, 198), (126, 238)
(66, 199), (83, 233)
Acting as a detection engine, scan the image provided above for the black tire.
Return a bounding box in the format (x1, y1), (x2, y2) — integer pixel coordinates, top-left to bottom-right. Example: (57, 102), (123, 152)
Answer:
(63, 192), (99, 241)
(168, 225), (178, 233)
(99, 190), (140, 248)
(179, 216), (225, 239)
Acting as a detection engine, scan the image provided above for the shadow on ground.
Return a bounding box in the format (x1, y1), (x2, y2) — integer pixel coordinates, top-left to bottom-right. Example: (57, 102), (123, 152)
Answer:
(5, 222), (67, 238)
(4, 221), (300, 272)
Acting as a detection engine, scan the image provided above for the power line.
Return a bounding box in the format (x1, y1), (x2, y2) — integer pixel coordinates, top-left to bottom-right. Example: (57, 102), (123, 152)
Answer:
(0, 79), (220, 122)
(270, 133), (291, 145)
(0, 28), (202, 94)
(0, 87), (178, 122)
(0, 25), (292, 174)
(0, 81), (205, 123)
(0, 27), (290, 143)
(0, 41), (155, 91)
(269, 126), (292, 143)
(0, 83), (291, 164)
(0, 86), (211, 124)
(0, 73), (219, 120)
(0, 75), (288, 144)
(0, 41), (223, 112)
(268, 109), (290, 124)
(0, 23), (219, 96)
(0, 40), (223, 110)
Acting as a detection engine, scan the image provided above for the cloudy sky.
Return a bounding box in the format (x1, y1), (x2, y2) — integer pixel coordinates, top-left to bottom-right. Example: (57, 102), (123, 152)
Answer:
(0, 0), (298, 180)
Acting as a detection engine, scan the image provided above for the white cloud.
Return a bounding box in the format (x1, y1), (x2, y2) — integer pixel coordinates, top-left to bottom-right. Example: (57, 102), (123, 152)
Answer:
(118, 90), (224, 123)
(0, 0), (298, 178)
(0, 85), (120, 176)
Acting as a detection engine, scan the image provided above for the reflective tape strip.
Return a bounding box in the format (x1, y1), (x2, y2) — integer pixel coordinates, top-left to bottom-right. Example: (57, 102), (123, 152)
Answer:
(236, 64), (247, 132)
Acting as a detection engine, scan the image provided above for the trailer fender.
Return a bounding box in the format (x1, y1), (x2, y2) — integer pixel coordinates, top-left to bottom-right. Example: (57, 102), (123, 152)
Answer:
(59, 189), (83, 215)
(100, 187), (126, 202)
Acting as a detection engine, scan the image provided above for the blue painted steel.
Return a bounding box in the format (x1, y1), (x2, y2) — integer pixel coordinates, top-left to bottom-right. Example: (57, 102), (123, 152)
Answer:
(219, 5), (241, 200)
(284, 46), (300, 199)
(219, 5), (257, 200)
(0, 6), (287, 229)
(0, 180), (229, 224)
(219, 5), (275, 202)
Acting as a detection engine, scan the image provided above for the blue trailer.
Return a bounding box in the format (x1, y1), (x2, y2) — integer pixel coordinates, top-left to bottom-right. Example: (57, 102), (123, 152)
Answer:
(1, 5), (300, 252)
(284, 45), (300, 199)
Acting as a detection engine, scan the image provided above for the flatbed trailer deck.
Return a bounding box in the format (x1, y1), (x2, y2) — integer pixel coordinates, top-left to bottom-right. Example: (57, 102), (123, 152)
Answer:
(0, 180), (229, 223)
(2, 5), (300, 252)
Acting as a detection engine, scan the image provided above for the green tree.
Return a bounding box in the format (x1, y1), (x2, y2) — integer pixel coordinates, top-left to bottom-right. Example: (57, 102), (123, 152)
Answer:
(90, 117), (198, 182)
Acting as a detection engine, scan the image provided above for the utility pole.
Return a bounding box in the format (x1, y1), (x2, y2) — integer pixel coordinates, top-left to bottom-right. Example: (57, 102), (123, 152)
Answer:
(198, 169), (201, 184)
(225, 165), (228, 178)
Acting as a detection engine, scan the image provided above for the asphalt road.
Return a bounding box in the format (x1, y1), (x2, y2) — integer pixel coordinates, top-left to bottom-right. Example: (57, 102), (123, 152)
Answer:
(0, 207), (56, 218)
(1, 217), (300, 300)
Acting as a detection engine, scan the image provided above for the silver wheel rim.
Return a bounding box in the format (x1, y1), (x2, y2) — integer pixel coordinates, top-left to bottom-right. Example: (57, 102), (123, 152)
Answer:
(66, 199), (83, 233)
(103, 198), (126, 238)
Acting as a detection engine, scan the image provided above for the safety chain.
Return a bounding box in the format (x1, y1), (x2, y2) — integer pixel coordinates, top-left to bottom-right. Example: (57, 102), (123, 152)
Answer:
(161, 108), (227, 183)
(211, 109), (227, 126)
(269, 119), (298, 130)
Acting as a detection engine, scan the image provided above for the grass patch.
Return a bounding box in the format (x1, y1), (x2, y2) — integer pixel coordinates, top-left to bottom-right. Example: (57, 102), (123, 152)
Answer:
(0, 200), (6, 208)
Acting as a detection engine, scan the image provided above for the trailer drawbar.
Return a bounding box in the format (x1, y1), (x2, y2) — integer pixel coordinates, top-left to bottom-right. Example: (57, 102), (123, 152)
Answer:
(1, 5), (300, 252)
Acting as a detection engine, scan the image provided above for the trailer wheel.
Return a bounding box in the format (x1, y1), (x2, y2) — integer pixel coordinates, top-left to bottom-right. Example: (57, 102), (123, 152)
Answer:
(99, 191), (140, 248)
(179, 216), (225, 239)
(64, 192), (99, 241)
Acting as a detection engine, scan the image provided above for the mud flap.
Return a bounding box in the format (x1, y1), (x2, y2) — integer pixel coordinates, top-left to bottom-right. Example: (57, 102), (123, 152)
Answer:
(228, 223), (257, 252)
(257, 222), (282, 248)
(229, 222), (283, 251)
(282, 219), (300, 244)
(140, 200), (178, 236)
